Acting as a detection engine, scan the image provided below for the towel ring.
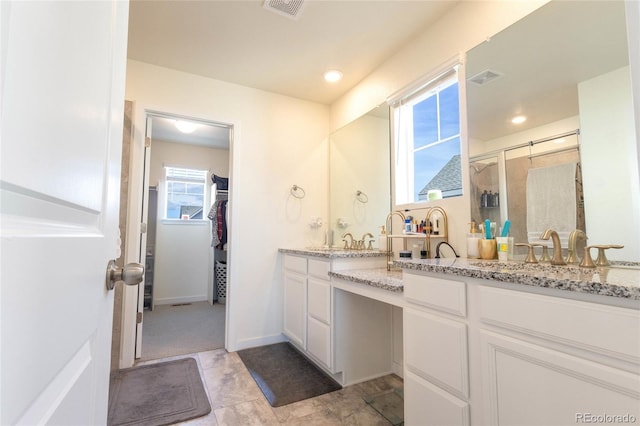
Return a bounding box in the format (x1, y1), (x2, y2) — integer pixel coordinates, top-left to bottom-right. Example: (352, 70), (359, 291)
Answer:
(290, 185), (306, 199)
(356, 190), (368, 203)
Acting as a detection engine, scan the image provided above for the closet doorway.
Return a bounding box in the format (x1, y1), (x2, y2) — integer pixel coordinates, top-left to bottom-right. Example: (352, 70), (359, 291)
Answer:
(138, 111), (232, 361)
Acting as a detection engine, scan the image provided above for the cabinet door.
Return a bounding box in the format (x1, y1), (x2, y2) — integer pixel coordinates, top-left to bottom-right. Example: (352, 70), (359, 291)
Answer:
(481, 330), (640, 426)
(308, 276), (331, 324)
(404, 308), (469, 399)
(405, 370), (470, 426)
(283, 270), (306, 349)
(308, 316), (331, 369)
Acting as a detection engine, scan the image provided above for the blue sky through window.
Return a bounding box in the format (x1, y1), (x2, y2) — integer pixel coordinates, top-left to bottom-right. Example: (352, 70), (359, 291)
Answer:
(412, 82), (460, 199)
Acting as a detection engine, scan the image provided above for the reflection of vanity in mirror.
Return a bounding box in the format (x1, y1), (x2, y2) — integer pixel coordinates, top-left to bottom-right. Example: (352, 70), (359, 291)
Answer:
(329, 105), (390, 248)
(466, 0), (638, 261)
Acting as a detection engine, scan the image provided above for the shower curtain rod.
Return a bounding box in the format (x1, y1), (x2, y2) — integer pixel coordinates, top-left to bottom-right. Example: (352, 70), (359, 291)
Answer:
(470, 129), (580, 162)
(505, 129), (580, 153)
(526, 144), (579, 160)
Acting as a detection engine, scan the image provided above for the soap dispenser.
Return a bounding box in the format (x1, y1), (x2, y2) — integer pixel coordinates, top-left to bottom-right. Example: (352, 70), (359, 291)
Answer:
(378, 226), (388, 251)
(467, 222), (481, 258)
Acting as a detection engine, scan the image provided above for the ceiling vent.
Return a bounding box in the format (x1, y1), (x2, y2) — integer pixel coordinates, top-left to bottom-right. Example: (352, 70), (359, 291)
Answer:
(263, 0), (305, 20)
(468, 69), (504, 86)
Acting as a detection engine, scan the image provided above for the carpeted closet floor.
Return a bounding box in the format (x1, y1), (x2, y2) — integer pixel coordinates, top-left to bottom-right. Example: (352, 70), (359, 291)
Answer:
(140, 301), (226, 361)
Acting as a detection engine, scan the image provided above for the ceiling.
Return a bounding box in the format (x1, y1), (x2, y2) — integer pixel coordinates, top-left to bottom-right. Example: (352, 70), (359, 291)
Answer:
(129, 1), (630, 147)
(150, 115), (231, 149)
(466, 0), (629, 142)
(127, 0), (458, 106)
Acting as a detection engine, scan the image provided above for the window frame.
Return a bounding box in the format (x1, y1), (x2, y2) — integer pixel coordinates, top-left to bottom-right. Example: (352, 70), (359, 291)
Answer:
(388, 57), (466, 211)
(163, 166), (208, 221)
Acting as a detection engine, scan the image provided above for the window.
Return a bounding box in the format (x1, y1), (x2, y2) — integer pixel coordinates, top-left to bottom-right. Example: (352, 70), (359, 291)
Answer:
(391, 65), (462, 206)
(164, 167), (207, 220)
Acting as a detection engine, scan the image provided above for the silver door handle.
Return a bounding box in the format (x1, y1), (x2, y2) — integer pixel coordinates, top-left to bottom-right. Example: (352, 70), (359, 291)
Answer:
(106, 260), (144, 290)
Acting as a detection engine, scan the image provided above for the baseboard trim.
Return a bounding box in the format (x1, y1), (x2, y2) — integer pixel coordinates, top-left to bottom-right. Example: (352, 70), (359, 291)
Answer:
(154, 295), (208, 306)
(231, 333), (287, 352)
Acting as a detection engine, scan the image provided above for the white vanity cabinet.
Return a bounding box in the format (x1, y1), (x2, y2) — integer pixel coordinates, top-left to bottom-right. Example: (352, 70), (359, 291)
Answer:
(402, 269), (640, 426)
(306, 258), (333, 370)
(477, 285), (640, 426)
(281, 250), (387, 379)
(283, 254), (307, 349)
(403, 272), (471, 426)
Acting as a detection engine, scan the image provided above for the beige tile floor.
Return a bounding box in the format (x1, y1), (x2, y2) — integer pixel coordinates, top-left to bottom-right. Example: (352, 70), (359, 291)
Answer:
(136, 348), (403, 425)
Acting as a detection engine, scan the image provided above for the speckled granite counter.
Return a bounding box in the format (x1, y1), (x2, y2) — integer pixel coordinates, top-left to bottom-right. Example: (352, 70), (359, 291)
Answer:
(395, 258), (640, 301)
(329, 268), (403, 292)
(279, 247), (387, 259)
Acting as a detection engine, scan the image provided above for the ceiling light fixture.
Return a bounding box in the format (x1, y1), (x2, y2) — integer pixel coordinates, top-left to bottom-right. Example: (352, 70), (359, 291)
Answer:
(511, 115), (527, 124)
(324, 70), (343, 83)
(175, 120), (199, 134)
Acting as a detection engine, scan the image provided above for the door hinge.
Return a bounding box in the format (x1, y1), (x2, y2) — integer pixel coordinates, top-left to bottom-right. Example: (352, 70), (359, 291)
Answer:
(137, 312), (143, 324)
(145, 136), (151, 147)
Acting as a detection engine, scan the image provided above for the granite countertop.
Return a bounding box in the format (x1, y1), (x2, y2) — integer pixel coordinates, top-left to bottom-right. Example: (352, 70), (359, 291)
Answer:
(395, 258), (640, 300)
(279, 247), (388, 259)
(329, 268), (403, 292)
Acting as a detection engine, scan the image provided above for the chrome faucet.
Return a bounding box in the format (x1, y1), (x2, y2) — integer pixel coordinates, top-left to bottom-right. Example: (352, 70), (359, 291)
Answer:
(540, 228), (566, 265)
(362, 232), (374, 250)
(566, 229), (587, 264)
(342, 232), (354, 250)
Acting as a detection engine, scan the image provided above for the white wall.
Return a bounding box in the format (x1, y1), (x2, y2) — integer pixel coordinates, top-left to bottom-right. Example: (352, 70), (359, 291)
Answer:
(125, 60), (330, 355)
(579, 66), (640, 261)
(148, 140), (229, 305)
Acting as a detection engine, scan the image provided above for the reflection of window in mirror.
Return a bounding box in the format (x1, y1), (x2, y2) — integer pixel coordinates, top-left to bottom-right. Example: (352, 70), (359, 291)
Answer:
(390, 63), (462, 206)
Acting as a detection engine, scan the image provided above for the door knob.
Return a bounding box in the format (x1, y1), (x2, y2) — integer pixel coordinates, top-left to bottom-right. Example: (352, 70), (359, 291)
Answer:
(106, 260), (144, 290)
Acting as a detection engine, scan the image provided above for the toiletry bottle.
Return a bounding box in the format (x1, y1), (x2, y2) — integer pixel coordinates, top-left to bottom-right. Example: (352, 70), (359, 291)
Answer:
(467, 222), (481, 258)
(378, 226), (387, 251)
(404, 217), (412, 233)
(488, 190), (494, 207)
(481, 190), (488, 208)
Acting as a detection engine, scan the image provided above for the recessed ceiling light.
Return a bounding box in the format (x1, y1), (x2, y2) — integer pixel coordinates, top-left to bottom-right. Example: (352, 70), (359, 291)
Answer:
(324, 70), (343, 83)
(511, 115), (526, 124)
(175, 120), (199, 134)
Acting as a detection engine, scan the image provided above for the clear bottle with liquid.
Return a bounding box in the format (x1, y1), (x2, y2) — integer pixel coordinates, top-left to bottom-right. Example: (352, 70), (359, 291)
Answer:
(467, 221), (481, 258)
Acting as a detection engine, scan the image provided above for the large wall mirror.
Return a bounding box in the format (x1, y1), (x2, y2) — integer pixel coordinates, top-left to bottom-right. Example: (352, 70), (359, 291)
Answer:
(466, 0), (638, 260)
(329, 105), (390, 248)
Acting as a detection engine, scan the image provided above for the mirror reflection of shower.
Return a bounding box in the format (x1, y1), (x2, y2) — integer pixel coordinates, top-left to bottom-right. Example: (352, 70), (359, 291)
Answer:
(469, 159), (500, 227)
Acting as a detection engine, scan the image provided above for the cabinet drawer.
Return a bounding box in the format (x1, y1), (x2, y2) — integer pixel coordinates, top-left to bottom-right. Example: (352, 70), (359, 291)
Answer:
(404, 272), (467, 317)
(308, 258), (330, 280)
(308, 277), (331, 324)
(284, 254), (307, 274)
(404, 308), (469, 399)
(478, 286), (640, 362)
(307, 316), (332, 369)
(405, 370), (470, 426)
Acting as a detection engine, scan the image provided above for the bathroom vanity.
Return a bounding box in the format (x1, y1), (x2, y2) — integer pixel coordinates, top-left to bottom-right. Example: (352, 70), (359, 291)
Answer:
(279, 248), (389, 380)
(281, 249), (640, 425)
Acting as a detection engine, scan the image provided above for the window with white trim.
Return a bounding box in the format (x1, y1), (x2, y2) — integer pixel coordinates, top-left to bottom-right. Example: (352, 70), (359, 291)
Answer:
(391, 65), (462, 206)
(164, 167), (207, 220)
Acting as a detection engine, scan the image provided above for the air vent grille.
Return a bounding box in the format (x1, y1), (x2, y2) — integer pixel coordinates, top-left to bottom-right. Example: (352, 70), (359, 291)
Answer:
(468, 69), (504, 86)
(263, 0), (305, 20)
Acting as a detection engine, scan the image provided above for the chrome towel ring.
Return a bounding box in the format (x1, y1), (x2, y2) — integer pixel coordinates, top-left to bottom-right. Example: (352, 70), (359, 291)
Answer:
(291, 185), (306, 199)
(356, 190), (368, 203)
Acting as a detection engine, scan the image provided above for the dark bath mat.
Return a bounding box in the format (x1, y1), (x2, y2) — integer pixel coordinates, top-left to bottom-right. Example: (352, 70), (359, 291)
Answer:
(108, 357), (211, 426)
(237, 342), (342, 407)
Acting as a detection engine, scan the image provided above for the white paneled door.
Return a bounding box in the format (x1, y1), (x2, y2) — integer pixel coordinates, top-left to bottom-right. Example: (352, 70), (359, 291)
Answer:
(1, 1), (129, 425)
